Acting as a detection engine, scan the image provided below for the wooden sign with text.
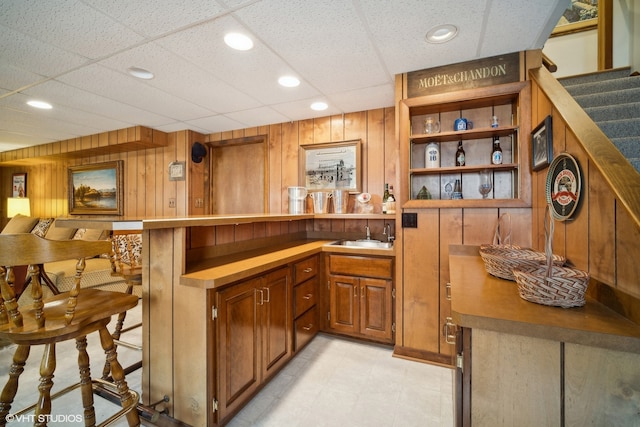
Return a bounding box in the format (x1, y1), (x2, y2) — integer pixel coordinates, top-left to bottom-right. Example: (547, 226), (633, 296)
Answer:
(407, 52), (520, 98)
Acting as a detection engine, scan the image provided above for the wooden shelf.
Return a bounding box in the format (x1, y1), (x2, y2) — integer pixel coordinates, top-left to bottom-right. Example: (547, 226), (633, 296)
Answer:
(410, 163), (518, 175)
(410, 125), (518, 144)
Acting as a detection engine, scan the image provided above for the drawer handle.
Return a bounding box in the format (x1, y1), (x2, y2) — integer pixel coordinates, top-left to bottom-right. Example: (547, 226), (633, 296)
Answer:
(302, 324), (314, 331)
(302, 293), (313, 300)
(303, 267), (313, 273)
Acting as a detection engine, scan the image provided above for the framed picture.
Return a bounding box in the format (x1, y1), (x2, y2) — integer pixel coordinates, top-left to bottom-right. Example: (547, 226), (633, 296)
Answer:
(299, 140), (361, 192)
(551, 1), (598, 37)
(532, 115), (553, 172)
(12, 173), (27, 197)
(68, 161), (124, 215)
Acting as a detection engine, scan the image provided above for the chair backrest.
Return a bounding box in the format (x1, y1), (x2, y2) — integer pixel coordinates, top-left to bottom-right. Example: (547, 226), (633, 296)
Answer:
(0, 233), (111, 328)
(109, 230), (143, 276)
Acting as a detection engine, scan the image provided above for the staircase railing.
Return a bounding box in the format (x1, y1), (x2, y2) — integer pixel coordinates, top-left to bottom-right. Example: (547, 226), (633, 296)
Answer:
(530, 66), (640, 229)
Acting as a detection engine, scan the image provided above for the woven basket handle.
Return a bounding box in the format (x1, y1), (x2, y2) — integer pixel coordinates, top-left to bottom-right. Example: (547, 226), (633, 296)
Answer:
(544, 204), (555, 278)
(493, 213), (512, 246)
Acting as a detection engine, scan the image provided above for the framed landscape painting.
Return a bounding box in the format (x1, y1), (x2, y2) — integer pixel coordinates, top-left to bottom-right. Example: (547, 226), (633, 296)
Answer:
(68, 161), (124, 215)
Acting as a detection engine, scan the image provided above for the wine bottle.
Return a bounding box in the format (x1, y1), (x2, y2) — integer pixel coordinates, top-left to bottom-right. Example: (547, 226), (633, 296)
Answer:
(387, 186), (396, 214)
(455, 141), (465, 166)
(491, 137), (503, 165)
(382, 183), (389, 214)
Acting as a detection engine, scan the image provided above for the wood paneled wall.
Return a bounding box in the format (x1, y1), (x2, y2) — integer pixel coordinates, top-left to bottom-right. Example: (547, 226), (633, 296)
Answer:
(530, 77), (640, 317)
(1, 108), (397, 234)
(1, 129), (205, 227)
(203, 108), (397, 215)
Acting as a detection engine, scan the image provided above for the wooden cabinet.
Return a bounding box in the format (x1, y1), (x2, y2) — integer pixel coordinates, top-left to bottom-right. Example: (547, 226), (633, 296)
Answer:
(326, 254), (394, 344)
(292, 255), (319, 352)
(396, 80), (533, 366)
(457, 327), (640, 427)
(399, 81), (531, 207)
(214, 267), (291, 424)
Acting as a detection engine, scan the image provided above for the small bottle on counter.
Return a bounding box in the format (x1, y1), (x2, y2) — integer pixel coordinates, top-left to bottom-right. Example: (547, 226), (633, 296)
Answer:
(382, 183), (389, 214)
(387, 186), (396, 214)
(491, 137), (503, 165)
(455, 141), (466, 166)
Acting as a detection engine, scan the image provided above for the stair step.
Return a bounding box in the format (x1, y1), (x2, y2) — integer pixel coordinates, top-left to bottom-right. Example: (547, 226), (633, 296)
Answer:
(597, 119), (640, 139)
(564, 75), (640, 96)
(629, 159), (640, 174)
(610, 137), (640, 159)
(573, 87), (640, 109)
(585, 102), (640, 122)
(559, 67), (632, 87)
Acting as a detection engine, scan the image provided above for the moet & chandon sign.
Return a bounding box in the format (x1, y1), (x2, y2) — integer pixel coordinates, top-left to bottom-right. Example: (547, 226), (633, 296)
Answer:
(407, 52), (520, 97)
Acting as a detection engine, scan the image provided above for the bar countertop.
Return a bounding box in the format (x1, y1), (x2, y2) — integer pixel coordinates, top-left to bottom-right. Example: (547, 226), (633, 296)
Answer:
(449, 244), (640, 354)
(55, 213), (395, 231)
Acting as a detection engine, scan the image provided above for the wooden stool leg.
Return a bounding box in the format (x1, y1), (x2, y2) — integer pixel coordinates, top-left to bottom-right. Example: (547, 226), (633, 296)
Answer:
(35, 343), (56, 427)
(102, 283), (135, 380)
(99, 327), (140, 426)
(76, 336), (96, 427)
(0, 345), (30, 426)
(101, 310), (128, 380)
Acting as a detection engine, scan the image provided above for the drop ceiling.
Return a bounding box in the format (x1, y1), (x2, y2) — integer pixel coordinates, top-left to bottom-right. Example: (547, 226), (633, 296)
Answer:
(0, 0), (568, 153)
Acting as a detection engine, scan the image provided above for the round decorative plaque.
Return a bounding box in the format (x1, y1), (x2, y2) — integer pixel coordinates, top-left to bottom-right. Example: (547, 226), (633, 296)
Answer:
(545, 153), (582, 221)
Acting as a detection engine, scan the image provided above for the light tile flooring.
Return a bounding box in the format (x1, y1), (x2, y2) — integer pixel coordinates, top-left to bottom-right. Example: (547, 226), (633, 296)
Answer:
(0, 302), (455, 426)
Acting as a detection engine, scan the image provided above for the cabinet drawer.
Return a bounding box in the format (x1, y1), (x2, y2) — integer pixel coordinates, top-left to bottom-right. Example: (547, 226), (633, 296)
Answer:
(294, 277), (317, 318)
(294, 305), (318, 351)
(294, 255), (318, 285)
(329, 254), (393, 279)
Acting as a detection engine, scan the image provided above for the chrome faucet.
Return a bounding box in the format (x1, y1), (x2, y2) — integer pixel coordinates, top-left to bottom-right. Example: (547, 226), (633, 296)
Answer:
(383, 223), (394, 243)
(365, 225), (371, 240)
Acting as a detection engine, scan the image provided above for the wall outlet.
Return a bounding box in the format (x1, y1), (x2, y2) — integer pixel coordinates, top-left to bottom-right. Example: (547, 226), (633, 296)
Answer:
(195, 198), (203, 208)
(169, 198), (176, 208)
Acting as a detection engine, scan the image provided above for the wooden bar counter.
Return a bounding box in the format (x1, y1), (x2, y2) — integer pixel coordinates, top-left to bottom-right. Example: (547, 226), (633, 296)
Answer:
(449, 244), (640, 426)
(58, 213), (395, 426)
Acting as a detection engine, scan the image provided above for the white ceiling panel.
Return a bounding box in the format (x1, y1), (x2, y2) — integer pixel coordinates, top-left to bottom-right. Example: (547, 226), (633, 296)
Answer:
(21, 80), (174, 128)
(0, 0), (570, 151)
(0, 0), (144, 59)
(82, 0), (228, 38)
(0, 26), (88, 83)
(224, 106), (291, 128)
(56, 64), (217, 121)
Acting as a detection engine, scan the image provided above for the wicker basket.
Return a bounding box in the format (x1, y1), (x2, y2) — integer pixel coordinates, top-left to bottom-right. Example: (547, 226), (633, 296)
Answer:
(479, 214), (565, 281)
(513, 206), (590, 308)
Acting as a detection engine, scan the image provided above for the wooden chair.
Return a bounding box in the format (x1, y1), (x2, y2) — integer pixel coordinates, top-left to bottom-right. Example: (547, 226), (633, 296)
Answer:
(0, 233), (140, 426)
(102, 231), (143, 380)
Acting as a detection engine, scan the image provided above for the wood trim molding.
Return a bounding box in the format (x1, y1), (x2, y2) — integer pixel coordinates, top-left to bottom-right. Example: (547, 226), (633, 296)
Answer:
(0, 126), (167, 166)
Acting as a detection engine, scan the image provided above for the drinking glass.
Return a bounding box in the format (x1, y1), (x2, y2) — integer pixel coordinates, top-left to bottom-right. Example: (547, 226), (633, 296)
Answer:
(478, 170), (492, 199)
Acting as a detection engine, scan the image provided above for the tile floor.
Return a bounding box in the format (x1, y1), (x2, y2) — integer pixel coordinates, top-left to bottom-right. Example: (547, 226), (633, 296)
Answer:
(0, 302), (455, 426)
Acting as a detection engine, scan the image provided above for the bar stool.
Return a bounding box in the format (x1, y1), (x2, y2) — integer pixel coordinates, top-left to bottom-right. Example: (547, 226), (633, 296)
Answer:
(0, 233), (140, 426)
(102, 231), (143, 380)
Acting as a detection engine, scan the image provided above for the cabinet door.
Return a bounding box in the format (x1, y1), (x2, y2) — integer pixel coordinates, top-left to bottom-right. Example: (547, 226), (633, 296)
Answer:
(360, 277), (393, 342)
(260, 267), (291, 380)
(329, 274), (359, 335)
(216, 278), (260, 421)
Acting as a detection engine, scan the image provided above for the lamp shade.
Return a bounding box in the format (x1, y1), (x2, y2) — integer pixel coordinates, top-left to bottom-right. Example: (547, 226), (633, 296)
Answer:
(7, 197), (31, 217)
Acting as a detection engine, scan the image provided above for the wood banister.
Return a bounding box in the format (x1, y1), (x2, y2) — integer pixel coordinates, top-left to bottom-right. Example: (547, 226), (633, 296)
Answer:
(541, 53), (557, 73)
(529, 66), (640, 228)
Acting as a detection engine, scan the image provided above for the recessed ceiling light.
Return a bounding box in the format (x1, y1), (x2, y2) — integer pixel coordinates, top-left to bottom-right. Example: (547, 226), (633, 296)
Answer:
(310, 102), (328, 111)
(128, 67), (154, 79)
(27, 100), (52, 109)
(224, 32), (254, 51)
(278, 76), (300, 88)
(426, 24), (458, 44)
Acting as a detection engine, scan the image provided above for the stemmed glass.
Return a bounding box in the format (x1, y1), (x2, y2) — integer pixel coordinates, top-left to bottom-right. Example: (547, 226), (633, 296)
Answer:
(478, 170), (492, 199)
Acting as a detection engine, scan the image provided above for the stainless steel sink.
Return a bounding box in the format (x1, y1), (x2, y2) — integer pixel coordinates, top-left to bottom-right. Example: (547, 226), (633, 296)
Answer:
(331, 239), (393, 249)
